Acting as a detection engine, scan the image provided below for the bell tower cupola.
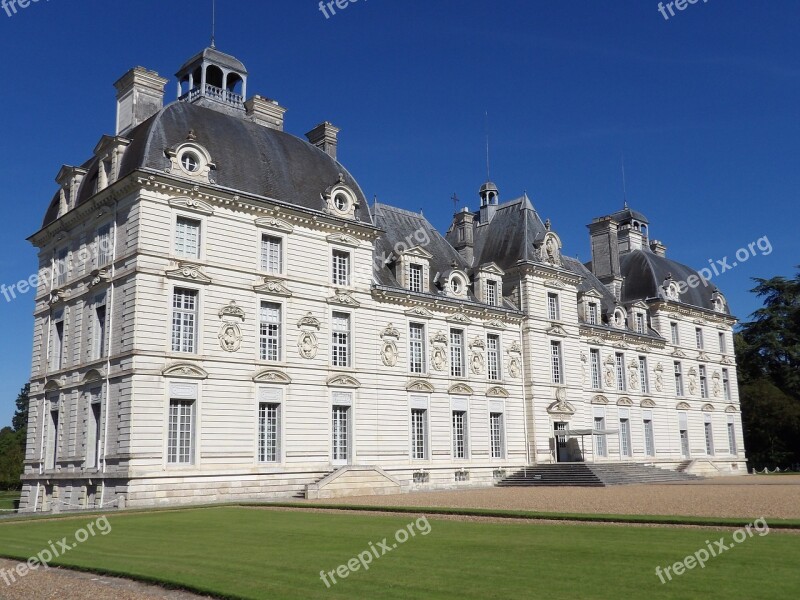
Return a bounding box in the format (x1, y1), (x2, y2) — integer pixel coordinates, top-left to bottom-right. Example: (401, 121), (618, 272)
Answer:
(479, 181), (499, 224)
(176, 47), (248, 114)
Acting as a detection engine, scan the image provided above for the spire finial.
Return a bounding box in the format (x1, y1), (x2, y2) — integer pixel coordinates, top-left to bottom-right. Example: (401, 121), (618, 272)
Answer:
(621, 151), (628, 208)
(211, 0), (216, 48)
(485, 110), (491, 181)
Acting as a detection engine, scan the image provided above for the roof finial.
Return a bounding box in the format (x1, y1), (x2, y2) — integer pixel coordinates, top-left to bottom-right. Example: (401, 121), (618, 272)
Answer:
(211, 0), (216, 48)
(485, 110), (491, 182)
(451, 192), (460, 212)
(621, 151), (628, 209)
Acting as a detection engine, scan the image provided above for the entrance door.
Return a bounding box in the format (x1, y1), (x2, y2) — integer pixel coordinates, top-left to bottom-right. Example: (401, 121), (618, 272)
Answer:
(554, 422), (570, 462)
(332, 405), (350, 465)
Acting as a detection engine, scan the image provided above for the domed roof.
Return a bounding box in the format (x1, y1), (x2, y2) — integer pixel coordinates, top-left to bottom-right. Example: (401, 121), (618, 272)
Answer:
(480, 181), (499, 194)
(177, 46), (248, 76)
(619, 249), (728, 313)
(42, 101), (369, 227)
(610, 205), (649, 225)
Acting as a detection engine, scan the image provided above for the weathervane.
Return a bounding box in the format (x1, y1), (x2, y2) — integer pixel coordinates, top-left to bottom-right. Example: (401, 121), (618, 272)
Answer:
(451, 193), (460, 212)
(211, 0), (217, 48)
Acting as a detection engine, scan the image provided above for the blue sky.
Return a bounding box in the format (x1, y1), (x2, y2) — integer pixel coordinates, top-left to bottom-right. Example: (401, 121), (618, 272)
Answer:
(0, 0), (797, 427)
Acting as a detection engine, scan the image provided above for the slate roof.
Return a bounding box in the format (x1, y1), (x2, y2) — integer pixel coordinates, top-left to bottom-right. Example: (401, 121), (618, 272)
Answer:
(42, 102), (368, 227)
(177, 47), (248, 75)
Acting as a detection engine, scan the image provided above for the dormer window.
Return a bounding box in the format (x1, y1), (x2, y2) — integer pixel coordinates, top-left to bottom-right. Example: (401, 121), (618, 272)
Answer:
(333, 191), (350, 213)
(325, 179), (359, 220)
(486, 280), (498, 306)
(167, 141), (215, 183)
(612, 307), (627, 329)
(635, 313), (646, 334)
(587, 302), (599, 325)
(451, 278), (463, 295)
(409, 263), (423, 293)
(180, 152), (200, 173)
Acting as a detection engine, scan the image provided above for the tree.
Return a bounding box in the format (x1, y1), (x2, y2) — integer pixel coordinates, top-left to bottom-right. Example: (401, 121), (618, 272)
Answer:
(736, 267), (800, 469)
(12, 383), (29, 433)
(0, 427), (24, 490)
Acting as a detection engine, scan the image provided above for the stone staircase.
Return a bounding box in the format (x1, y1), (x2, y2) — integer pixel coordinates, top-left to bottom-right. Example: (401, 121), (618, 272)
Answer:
(292, 470), (335, 499)
(497, 462), (703, 487)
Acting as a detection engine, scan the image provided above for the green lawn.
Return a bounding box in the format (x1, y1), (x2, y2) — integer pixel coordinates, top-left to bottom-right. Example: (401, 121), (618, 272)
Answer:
(0, 507), (798, 599)
(0, 491), (19, 511)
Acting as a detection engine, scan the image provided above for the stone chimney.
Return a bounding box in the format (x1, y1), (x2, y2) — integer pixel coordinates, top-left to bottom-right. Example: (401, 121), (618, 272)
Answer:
(114, 67), (168, 136)
(649, 239), (667, 257)
(245, 96), (287, 131)
(306, 122), (340, 159)
(449, 207), (475, 264)
(588, 216), (623, 299)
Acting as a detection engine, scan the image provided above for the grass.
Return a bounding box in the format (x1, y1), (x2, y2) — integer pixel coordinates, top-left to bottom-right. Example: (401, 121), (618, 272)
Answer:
(0, 491), (19, 511)
(0, 507), (799, 599)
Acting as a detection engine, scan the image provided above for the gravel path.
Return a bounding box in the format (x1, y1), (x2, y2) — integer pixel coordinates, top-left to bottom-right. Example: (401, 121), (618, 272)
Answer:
(0, 559), (212, 600)
(308, 475), (800, 519)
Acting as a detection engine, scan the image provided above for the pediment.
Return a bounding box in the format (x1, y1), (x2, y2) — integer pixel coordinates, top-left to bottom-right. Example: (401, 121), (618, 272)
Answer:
(448, 383), (474, 395)
(702, 403), (715, 412)
(580, 289), (604, 300)
(168, 197), (214, 216)
(406, 379), (435, 393)
(676, 401), (691, 410)
(640, 398), (656, 408)
(402, 245), (434, 260)
(485, 319), (507, 330)
(405, 306), (434, 319)
(255, 216), (294, 233)
(43, 379), (61, 392)
(486, 386), (509, 398)
(253, 369), (292, 384)
(326, 233), (361, 248)
(297, 312), (321, 330)
(725, 405), (738, 413)
(254, 277), (293, 297)
(591, 395), (609, 405)
(671, 348), (687, 358)
(326, 374), (361, 388)
(82, 369), (105, 383)
(447, 313), (473, 325)
(617, 397), (633, 406)
(162, 363), (209, 379)
(547, 324), (568, 337)
(166, 262), (212, 284)
(547, 399), (575, 415)
(327, 290), (360, 307)
(478, 262), (505, 276)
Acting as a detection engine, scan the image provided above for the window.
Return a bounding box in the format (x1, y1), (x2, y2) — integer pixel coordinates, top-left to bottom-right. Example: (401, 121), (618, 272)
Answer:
(490, 412), (505, 459)
(87, 398), (102, 469)
(332, 394), (352, 463)
(93, 294), (107, 360)
(674, 362), (684, 397)
(96, 224), (112, 267)
(635, 313), (646, 334)
(727, 416), (737, 455)
(332, 250), (350, 286)
(167, 400), (194, 464)
(50, 309), (65, 371)
(638, 356), (649, 394)
(175, 217), (201, 259)
(258, 402), (280, 462)
(547, 293), (560, 321)
(593, 413), (607, 457)
(695, 327), (704, 350)
(722, 368), (731, 401)
(409, 323), (426, 374)
(587, 302), (599, 326)
(259, 302), (282, 361)
(333, 192), (350, 212)
(331, 312), (351, 367)
(704, 417), (714, 456)
(46, 405), (59, 470)
(409, 263), (423, 293)
(590, 349), (602, 389)
(719, 332), (727, 354)
(551, 341), (564, 384)
(615, 353), (626, 391)
(670, 322), (680, 345)
(619, 417), (632, 457)
(450, 329), (465, 377)
(487, 335), (501, 381)
(260, 235), (282, 274)
(180, 151), (200, 173)
(411, 408), (428, 459)
(450, 276), (463, 295)
(171, 289), (198, 353)
(699, 365), (708, 398)
(643, 414), (655, 457)
(452, 411), (467, 459)
(679, 412), (689, 458)
(55, 248), (68, 287)
(486, 280), (498, 306)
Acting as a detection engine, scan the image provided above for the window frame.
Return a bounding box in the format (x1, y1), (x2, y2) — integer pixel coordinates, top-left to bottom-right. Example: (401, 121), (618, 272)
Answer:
(674, 361), (684, 397)
(547, 292), (561, 321)
(170, 287), (199, 354)
(167, 398), (195, 465)
(670, 322), (680, 345)
(258, 301), (283, 362)
(550, 341), (564, 384)
(408, 322), (426, 374)
(260, 233), (284, 275)
(410, 407), (429, 461)
(615, 352), (626, 391)
(489, 411), (506, 459)
(638, 356), (649, 394)
(331, 311), (352, 368)
(590, 348), (602, 390)
(449, 328), (465, 378)
(408, 263), (423, 293)
(174, 215), (203, 260)
(331, 249), (351, 287)
(486, 334), (501, 381)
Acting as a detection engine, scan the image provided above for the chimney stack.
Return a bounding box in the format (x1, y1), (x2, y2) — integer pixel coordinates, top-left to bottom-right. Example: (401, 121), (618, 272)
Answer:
(649, 239), (667, 257)
(245, 96), (287, 131)
(306, 122), (340, 160)
(114, 67), (168, 136)
(588, 216), (623, 299)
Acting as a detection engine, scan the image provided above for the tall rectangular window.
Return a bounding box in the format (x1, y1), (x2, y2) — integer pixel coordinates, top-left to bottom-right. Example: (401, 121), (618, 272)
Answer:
(615, 352), (626, 391)
(638, 356), (649, 393)
(727, 416), (737, 455)
(719, 332), (727, 354)
(93, 295), (107, 360)
(587, 302), (599, 325)
(331, 312), (351, 367)
(547, 293), (560, 321)
(175, 217), (201, 259)
(55, 248), (69, 287)
(450, 329), (465, 377)
(332, 250), (350, 286)
(551, 341), (564, 384)
(260, 235), (282, 274)
(674, 362), (684, 397)
(259, 302), (281, 361)
(590, 349), (602, 389)
(171, 288), (198, 353)
(50, 310), (65, 371)
(695, 327), (704, 350)
(671, 322), (680, 345)
(643, 414), (655, 457)
(167, 399), (194, 464)
(258, 402), (280, 462)
(452, 411), (467, 459)
(722, 368), (731, 401)
(411, 408), (428, 459)
(409, 323), (426, 374)
(96, 224), (112, 267)
(594, 414), (607, 457)
(486, 334), (501, 381)
(409, 263), (423, 293)
(88, 400), (102, 469)
(704, 418), (715, 456)
(699, 365), (708, 398)
(635, 313), (646, 334)
(619, 417), (632, 457)
(332, 395), (351, 463)
(46, 406), (59, 470)
(679, 412), (689, 458)
(490, 412), (505, 459)
(486, 280), (498, 306)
